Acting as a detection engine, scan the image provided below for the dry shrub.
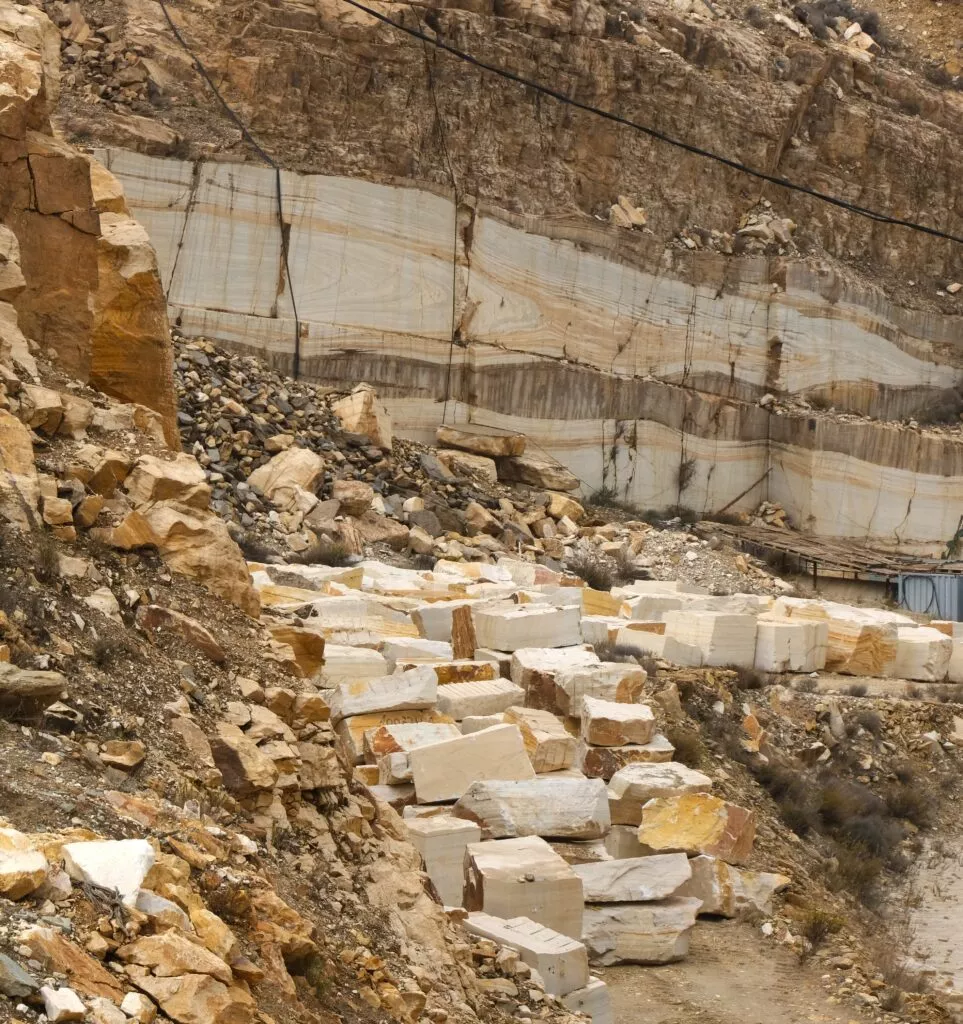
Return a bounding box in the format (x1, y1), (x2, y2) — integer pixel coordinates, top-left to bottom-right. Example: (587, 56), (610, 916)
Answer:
(845, 683), (868, 697)
(566, 551), (615, 592)
(592, 641), (641, 665)
(799, 906), (844, 947)
(856, 710), (883, 736)
(666, 727), (707, 768)
(725, 663), (765, 691)
(288, 539), (352, 567)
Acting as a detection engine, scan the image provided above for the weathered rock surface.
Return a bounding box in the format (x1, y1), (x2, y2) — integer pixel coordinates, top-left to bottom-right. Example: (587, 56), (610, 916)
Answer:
(607, 762), (713, 826)
(573, 854), (692, 903)
(638, 794), (756, 864)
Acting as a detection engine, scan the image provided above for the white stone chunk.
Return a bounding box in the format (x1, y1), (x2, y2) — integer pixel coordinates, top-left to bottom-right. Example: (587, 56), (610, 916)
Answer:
(327, 666), (438, 725)
(412, 600), (480, 641)
(607, 762), (714, 826)
(753, 618), (828, 673)
(61, 839), (155, 900)
(511, 646), (600, 710)
(409, 724), (536, 803)
(577, 734), (674, 780)
(581, 897), (702, 964)
(662, 611), (758, 669)
(406, 815), (481, 906)
(453, 777), (610, 840)
(436, 678), (526, 719)
(561, 977), (613, 1024)
(461, 714), (507, 734)
(573, 854), (691, 902)
(465, 836), (584, 939)
(504, 706), (577, 773)
(894, 626), (952, 682)
(41, 985), (86, 1022)
(554, 663), (647, 717)
(474, 606), (582, 652)
(580, 697), (655, 746)
(675, 855), (791, 917)
(319, 644), (389, 685)
(382, 638), (454, 670)
(579, 616), (626, 647)
(464, 913), (589, 997)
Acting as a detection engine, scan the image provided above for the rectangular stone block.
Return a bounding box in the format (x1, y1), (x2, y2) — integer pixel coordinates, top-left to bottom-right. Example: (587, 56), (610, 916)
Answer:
(612, 627), (666, 657)
(561, 977), (613, 1024)
(406, 814), (481, 906)
(578, 616), (626, 647)
(436, 678), (526, 719)
(409, 724), (536, 803)
(474, 606), (582, 652)
(453, 776), (610, 840)
(464, 836), (584, 939)
(662, 612), (758, 669)
(638, 794), (756, 864)
(464, 913), (590, 997)
(577, 735), (674, 780)
(504, 706), (577, 773)
(573, 854), (691, 902)
(753, 619), (828, 673)
(607, 763), (713, 826)
(364, 782), (416, 812)
(412, 600), (480, 641)
(580, 697), (655, 747)
(894, 626), (952, 682)
(511, 647), (600, 711)
(395, 660), (499, 685)
(335, 709), (455, 764)
(320, 644), (389, 685)
(554, 663), (647, 717)
(327, 666), (437, 725)
(382, 639), (453, 670)
(363, 721), (463, 763)
(582, 898), (701, 964)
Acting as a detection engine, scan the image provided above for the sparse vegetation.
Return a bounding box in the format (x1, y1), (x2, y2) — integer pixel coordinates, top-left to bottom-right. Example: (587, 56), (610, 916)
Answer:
(666, 726), (707, 768)
(566, 551), (615, 592)
(33, 531), (60, 583)
(845, 683), (868, 697)
(856, 710), (883, 736)
(287, 539), (352, 567)
(592, 640), (642, 664)
(236, 532), (279, 563)
(91, 637), (113, 668)
(725, 663), (765, 690)
(798, 906), (844, 947)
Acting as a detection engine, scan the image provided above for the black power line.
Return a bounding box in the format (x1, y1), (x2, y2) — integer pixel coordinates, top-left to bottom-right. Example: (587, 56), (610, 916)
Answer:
(155, 0), (304, 377)
(339, 0), (963, 249)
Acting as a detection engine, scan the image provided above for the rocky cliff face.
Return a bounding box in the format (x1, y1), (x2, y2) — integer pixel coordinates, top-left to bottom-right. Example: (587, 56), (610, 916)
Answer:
(0, 3), (177, 444)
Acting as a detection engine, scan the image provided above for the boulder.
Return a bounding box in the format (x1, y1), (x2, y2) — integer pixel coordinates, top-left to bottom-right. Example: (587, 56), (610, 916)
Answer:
(638, 794), (756, 864)
(335, 709), (454, 764)
(894, 625), (952, 682)
(135, 605), (226, 663)
(581, 898), (702, 965)
(510, 646), (600, 710)
(40, 985), (86, 1022)
(436, 678), (526, 719)
(404, 815), (481, 906)
(330, 478), (373, 516)
(474, 606), (582, 653)
(577, 735), (674, 780)
(352, 511), (410, 551)
(19, 925), (124, 1001)
(561, 978), (613, 1024)
(327, 667), (438, 725)
(554, 663), (647, 717)
(497, 453), (579, 492)
(453, 776), (610, 839)
(753, 618), (828, 673)
(124, 453), (210, 509)
(0, 952), (38, 999)
(464, 913), (589, 997)
(503, 706), (577, 773)
(20, 384), (63, 434)
(117, 932), (232, 983)
(0, 663), (65, 719)
(573, 854), (691, 902)
(0, 827), (48, 899)
(331, 384), (392, 449)
(435, 426), (526, 458)
(61, 838), (154, 899)
(247, 448), (324, 505)
(0, 409), (39, 526)
(436, 449), (498, 486)
(66, 444), (131, 496)
(662, 611), (758, 669)
(132, 973), (254, 1024)
(408, 724), (535, 803)
(209, 723), (280, 795)
(266, 625), (326, 678)
(607, 762), (713, 826)
(464, 836), (584, 939)
(580, 697), (655, 746)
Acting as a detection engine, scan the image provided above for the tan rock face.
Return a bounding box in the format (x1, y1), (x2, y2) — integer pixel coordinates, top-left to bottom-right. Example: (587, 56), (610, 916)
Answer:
(0, 409), (40, 526)
(638, 793), (756, 864)
(125, 454), (211, 509)
(435, 426), (525, 458)
(209, 723), (280, 795)
(331, 384), (392, 449)
(247, 447), (324, 505)
(0, 828), (48, 899)
(0, 7), (176, 442)
(133, 973), (254, 1024)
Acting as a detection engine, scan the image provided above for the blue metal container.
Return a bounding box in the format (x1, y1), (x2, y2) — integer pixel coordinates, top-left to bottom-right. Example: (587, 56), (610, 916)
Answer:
(897, 574), (963, 620)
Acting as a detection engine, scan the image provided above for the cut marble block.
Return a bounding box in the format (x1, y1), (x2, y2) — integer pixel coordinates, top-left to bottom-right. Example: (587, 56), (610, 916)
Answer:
(461, 714), (507, 734)
(510, 647), (600, 710)
(638, 794), (756, 864)
(382, 638), (453, 670)
(675, 855), (791, 917)
(581, 589), (622, 617)
(474, 605), (582, 652)
(580, 697), (655, 746)
(453, 777), (610, 840)
(931, 621), (963, 682)
(365, 782), (416, 811)
(573, 853), (691, 902)
(614, 582), (709, 597)
(363, 721), (462, 763)
(319, 644), (389, 685)
(405, 814), (481, 906)
(464, 913), (590, 997)
(605, 825), (649, 859)
(612, 626), (666, 657)
(753, 618), (828, 673)
(503, 706), (577, 773)
(561, 977), (613, 1024)
(607, 762), (713, 826)
(327, 667), (438, 725)
(412, 600), (481, 641)
(662, 612), (758, 669)
(394, 660), (499, 685)
(579, 616), (627, 647)
(436, 678), (526, 719)
(577, 735), (674, 780)
(894, 626), (952, 682)
(620, 594), (699, 621)
(464, 835), (584, 939)
(554, 663), (647, 717)
(581, 897), (702, 965)
(336, 709), (455, 764)
(772, 598), (904, 676)
(409, 724), (535, 803)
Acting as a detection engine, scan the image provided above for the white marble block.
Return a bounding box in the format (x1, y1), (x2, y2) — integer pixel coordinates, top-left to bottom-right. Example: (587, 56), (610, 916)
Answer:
(580, 697), (655, 746)
(573, 854), (692, 902)
(554, 663), (647, 717)
(327, 666), (438, 724)
(474, 605), (582, 652)
(465, 836), (584, 939)
(464, 913), (590, 997)
(561, 977), (613, 1024)
(382, 638), (453, 670)
(453, 777), (610, 840)
(436, 678), (526, 719)
(607, 762), (713, 826)
(894, 625), (952, 682)
(320, 644), (389, 685)
(753, 618), (828, 673)
(503, 706), (577, 773)
(510, 646), (600, 710)
(581, 897), (702, 965)
(409, 724), (535, 803)
(405, 814), (481, 907)
(577, 735), (674, 780)
(662, 611), (758, 669)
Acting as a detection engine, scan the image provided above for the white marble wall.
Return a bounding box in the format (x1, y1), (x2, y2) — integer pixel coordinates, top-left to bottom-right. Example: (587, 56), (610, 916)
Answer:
(99, 149), (963, 551)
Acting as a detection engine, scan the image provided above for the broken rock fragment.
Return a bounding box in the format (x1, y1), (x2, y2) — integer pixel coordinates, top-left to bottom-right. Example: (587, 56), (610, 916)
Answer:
(581, 898), (702, 965)
(607, 762), (713, 825)
(573, 854), (691, 902)
(638, 794), (756, 864)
